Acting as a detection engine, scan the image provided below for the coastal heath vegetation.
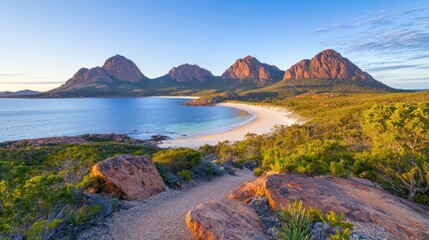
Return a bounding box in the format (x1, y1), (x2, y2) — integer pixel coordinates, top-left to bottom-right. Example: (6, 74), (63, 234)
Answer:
(207, 92), (429, 204)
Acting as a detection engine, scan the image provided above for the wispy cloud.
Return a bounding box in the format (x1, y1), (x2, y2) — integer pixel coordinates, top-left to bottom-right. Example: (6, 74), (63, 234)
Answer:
(366, 64), (420, 72)
(0, 81), (64, 84)
(0, 73), (48, 79)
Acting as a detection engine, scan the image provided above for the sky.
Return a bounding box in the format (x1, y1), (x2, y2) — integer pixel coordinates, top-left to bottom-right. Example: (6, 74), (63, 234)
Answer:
(0, 0), (428, 91)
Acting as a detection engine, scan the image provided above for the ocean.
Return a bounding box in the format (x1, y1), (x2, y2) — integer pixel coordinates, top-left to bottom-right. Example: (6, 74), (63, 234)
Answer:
(0, 97), (253, 142)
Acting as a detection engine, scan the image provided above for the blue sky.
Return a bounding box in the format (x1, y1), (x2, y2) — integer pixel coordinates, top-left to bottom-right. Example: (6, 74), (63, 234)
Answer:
(0, 0), (428, 91)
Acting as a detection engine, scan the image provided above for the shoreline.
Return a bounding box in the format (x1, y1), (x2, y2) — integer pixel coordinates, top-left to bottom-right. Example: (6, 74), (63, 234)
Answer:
(160, 102), (299, 148)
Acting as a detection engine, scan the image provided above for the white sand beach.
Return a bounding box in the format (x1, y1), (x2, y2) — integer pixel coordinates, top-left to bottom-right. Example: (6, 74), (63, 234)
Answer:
(160, 102), (299, 148)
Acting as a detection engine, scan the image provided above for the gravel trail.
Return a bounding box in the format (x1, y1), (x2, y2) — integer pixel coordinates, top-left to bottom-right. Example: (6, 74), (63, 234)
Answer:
(78, 170), (255, 240)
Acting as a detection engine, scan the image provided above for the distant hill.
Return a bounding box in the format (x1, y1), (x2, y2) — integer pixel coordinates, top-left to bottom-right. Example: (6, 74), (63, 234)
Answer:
(0, 89), (40, 97)
(36, 49), (395, 99)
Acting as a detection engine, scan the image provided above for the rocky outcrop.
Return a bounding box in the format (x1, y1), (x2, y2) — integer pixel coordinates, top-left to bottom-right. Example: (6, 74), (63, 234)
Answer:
(64, 55), (145, 86)
(90, 155), (165, 200)
(283, 49), (375, 81)
(222, 56), (284, 81)
(185, 200), (269, 240)
(230, 172), (429, 240)
(168, 64), (213, 82)
(102, 55), (145, 82)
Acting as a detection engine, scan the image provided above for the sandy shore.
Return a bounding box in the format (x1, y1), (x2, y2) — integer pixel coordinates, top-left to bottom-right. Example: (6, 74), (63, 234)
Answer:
(160, 102), (299, 148)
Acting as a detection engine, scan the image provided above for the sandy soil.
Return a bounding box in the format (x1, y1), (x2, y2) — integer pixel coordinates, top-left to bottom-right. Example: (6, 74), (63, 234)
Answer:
(77, 170), (255, 240)
(160, 102), (299, 148)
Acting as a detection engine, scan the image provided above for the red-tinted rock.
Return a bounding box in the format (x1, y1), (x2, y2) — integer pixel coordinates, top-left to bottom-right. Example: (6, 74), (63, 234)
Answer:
(222, 56), (284, 81)
(283, 49), (375, 81)
(168, 64), (213, 82)
(90, 155), (166, 200)
(230, 172), (429, 240)
(186, 200), (269, 240)
(102, 55), (145, 82)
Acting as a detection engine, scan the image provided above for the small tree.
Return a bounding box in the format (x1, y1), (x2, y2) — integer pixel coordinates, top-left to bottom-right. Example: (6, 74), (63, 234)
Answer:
(363, 102), (429, 200)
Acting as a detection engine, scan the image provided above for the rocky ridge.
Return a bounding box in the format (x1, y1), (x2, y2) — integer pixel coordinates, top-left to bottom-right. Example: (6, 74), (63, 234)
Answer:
(221, 56), (284, 81)
(167, 64), (214, 82)
(64, 55), (145, 86)
(283, 49), (375, 81)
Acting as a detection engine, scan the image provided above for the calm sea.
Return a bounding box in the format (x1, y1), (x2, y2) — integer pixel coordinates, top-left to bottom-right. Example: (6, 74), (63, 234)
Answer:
(0, 97), (253, 142)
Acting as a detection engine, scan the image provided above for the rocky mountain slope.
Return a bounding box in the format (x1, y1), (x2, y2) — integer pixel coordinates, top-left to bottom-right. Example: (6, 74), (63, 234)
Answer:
(221, 56), (284, 82)
(37, 49), (394, 98)
(283, 49), (375, 82)
(166, 64), (214, 82)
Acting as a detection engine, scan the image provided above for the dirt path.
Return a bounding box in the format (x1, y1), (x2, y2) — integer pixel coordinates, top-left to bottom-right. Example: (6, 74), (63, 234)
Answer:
(77, 170), (255, 240)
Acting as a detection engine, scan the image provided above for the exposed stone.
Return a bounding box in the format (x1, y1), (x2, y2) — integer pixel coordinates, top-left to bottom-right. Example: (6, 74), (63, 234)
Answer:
(66, 67), (113, 85)
(229, 172), (429, 240)
(90, 155), (166, 200)
(168, 64), (213, 82)
(222, 56), (284, 81)
(186, 200), (270, 240)
(102, 54), (145, 82)
(283, 49), (375, 81)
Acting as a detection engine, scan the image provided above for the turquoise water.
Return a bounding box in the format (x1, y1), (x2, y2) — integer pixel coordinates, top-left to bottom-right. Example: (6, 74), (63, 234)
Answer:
(0, 97), (253, 142)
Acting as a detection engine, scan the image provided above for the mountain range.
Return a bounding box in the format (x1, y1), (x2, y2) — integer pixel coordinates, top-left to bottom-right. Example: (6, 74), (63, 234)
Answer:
(35, 49), (393, 98)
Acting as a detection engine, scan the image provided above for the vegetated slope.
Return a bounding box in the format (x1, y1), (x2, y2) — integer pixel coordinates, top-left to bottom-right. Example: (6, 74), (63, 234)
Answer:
(0, 89), (40, 97)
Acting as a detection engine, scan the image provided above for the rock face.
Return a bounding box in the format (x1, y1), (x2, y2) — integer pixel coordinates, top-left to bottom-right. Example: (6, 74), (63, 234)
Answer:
(168, 64), (213, 82)
(222, 56), (284, 81)
(65, 55), (144, 86)
(102, 55), (145, 82)
(186, 200), (269, 240)
(90, 155), (166, 200)
(230, 172), (429, 240)
(283, 49), (375, 81)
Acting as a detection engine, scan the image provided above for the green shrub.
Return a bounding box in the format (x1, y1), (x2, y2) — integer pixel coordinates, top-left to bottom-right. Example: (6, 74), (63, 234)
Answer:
(152, 148), (201, 173)
(155, 164), (181, 188)
(253, 167), (265, 177)
(278, 200), (322, 240)
(27, 219), (63, 240)
(322, 211), (353, 240)
(193, 160), (224, 181)
(329, 160), (348, 178)
(177, 170), (191, 181)
(64, 204), (101, 226)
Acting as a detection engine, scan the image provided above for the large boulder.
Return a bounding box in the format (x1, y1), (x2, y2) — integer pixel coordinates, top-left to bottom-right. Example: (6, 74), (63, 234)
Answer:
(230, 172), (429, 240)
(186, 200), (269, 240)
(90, 155), (166, 200)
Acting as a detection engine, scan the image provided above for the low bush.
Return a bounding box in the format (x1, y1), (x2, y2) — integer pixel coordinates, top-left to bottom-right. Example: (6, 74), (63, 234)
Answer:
(329, 160), (348, 178)
(155, 164), (181, 188)
(278, 200), (352, 240)
(152, 148), (201, 173)
(177, 170), (191, 181)
(253, 167), (265, 177)
(193, 160), (224, 181)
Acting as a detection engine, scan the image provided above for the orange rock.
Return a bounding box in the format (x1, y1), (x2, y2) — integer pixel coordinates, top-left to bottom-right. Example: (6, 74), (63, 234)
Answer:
(91, 155), (165, 200)
(230, 172), (429, 240)
(168, 64), (213, 82)
(222, 56), (284, 81)
(283, 49), (375, 81)
(186, 200), (269, 240)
